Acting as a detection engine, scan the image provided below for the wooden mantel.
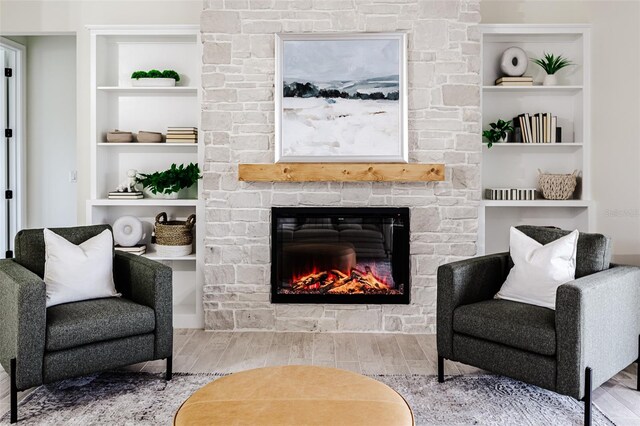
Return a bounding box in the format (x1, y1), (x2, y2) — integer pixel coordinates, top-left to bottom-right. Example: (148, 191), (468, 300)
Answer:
(238, 163), (445, 182)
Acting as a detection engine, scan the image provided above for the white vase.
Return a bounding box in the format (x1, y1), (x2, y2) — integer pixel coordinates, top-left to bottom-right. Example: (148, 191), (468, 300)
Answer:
(143, 188), (179, 199)
(543, 74), (558, 86)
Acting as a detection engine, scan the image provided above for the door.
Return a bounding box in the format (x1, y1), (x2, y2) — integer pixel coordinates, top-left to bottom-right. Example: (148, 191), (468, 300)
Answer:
(1, 38), (24, 259)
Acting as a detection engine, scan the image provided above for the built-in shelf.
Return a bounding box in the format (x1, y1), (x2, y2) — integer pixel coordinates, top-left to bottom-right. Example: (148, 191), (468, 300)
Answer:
(98, 143), (198, 147)
(483, 85), (583, 93)
(89, 199), (198, 207)
(238, 163), (445, 182)
(97, 86), (198, 93)
(482, 199), (592, 208)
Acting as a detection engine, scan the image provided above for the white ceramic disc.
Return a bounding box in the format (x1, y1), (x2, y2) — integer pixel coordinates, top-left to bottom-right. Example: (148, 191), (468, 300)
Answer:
(113, 216), (143, 247)
(500, 47), (528, 77)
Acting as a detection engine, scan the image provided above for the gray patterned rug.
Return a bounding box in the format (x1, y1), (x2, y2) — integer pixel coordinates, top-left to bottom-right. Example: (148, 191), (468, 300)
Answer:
(0, 372), (613, 425)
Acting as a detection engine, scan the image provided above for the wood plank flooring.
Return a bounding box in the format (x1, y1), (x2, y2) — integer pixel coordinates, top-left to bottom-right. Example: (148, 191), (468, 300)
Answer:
(1, 330), (638, 425)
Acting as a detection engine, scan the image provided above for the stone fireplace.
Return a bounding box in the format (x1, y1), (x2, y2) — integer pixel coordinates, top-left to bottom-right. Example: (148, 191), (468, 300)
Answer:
(271, 207), (410, 304)
(201, 0), (481, 333)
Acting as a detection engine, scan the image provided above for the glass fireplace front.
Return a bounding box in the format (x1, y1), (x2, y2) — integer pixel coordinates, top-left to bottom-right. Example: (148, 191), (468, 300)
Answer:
(271, 207), (410, 304)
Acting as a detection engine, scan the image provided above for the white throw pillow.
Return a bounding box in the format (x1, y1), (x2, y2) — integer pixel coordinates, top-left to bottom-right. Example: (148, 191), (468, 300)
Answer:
(495, 227), (579, 310)
(44, 228), (120, 307)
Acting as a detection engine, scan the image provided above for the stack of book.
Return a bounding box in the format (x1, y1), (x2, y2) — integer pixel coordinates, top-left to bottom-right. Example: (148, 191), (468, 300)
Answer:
(485, 188), (537, 201)
(108, 190), (143, 200)
(114, 244), (147, 256)
(166, 127), (198, 143)
(513, 113), (562, 143)
(495, 76), (533, 86)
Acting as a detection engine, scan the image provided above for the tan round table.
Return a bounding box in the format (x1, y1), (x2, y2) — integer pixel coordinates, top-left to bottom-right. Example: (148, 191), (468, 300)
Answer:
(174, 365), (414, 425)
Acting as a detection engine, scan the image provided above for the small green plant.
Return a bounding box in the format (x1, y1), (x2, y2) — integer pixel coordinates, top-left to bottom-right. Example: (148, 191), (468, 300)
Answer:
(136, 163), (202, 195)
(131, 71), (148, 79)
(531, 53), (573, 75)
(161, 70), (181, 82)
(130, 69), (181, 82)
(483, 119), (514, 148)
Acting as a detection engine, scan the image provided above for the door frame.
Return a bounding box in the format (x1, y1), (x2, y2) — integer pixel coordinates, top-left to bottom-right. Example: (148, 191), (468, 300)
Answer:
(1, 37), (26, 257)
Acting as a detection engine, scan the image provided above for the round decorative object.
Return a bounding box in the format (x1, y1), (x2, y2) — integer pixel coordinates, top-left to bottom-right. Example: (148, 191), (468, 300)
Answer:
(500, 47), (528, 77)
(113, 216), (144, 247)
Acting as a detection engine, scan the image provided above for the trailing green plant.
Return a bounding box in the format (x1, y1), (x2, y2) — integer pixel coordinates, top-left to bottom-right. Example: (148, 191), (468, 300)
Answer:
(136, 163), (202, 195)
(483, 119), (514, 148)
(531, 53), (573, 75)
(130, 69), (181, 82)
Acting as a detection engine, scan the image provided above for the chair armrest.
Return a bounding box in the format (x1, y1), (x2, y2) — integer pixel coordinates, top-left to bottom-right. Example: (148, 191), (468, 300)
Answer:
(556, 265), (640, 399)
(0, 259), (46, 389)
(437, 252), (511, 359)
(113, 252), (173, 359)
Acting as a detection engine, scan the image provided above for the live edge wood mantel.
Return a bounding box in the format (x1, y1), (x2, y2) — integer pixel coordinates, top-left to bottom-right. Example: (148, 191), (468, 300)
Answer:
(238, 163), (445, 182)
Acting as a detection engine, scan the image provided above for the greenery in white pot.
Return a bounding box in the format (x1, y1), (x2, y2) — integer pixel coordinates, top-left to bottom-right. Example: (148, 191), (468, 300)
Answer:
(483, 119), (514, 148)
(135, 163), (201, 198)
(531, 53), (573, 86)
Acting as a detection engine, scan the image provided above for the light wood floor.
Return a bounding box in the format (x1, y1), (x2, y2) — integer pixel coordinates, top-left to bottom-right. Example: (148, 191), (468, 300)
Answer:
(1, 330), (639, 425)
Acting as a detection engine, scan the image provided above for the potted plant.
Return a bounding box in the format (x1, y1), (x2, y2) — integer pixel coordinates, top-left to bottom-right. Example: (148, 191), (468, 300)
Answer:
(531, 53), (573, 86)
(135, 163), (201, 199)
(131, 69), (181, 87)
(483, 119), (514, 148)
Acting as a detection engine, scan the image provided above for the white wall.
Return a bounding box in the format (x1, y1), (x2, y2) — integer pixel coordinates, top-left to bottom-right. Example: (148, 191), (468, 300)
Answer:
(19, 36), (77, 228)
(0, 0), (201, 223)
(481, 1), (640, 264)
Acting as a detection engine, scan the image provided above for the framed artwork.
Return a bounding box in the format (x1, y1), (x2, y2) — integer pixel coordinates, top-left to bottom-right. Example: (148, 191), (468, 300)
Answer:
(275, 33), (408, 163)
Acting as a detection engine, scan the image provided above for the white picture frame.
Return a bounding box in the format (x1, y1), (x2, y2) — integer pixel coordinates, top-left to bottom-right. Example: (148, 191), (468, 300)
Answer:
(275, 33), (408, 163)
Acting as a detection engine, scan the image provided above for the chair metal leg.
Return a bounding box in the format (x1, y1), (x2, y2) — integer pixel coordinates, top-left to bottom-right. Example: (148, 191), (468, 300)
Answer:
(10, 358), (17, 424)
(584, 367), (592, 426)
(438, 355), (445, 383)
(166, 356), (172, 381)
(637, 335), (639, 392)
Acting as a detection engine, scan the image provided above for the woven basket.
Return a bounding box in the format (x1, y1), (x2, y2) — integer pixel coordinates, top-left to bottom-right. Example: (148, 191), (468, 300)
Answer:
(538, 169), (577, 200)
(155, 212), (196, 246)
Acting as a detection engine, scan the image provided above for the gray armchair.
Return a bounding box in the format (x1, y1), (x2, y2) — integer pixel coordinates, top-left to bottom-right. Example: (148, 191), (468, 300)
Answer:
(0, 225), (173, 423)
(437, 225), (640, 426)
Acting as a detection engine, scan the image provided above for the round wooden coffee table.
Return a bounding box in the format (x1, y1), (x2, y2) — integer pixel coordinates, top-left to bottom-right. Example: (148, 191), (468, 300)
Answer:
(174, 365), (414, 425)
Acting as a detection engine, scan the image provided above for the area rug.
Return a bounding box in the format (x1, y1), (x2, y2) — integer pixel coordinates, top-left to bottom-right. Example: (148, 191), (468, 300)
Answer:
(0, 372), (613, 425)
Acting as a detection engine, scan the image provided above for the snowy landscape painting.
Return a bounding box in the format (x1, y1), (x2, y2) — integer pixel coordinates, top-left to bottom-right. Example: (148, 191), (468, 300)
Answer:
(276, 34), (407, 162)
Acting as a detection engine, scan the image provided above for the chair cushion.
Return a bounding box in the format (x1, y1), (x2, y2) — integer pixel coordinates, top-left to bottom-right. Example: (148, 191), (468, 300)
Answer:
(515, 225), (611, 278)
(46, 297), (155, 352)
(453, 299), (556, 356)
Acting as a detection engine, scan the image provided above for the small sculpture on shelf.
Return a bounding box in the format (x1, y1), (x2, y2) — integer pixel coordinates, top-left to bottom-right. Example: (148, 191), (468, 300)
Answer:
(108, 169), (143, 200)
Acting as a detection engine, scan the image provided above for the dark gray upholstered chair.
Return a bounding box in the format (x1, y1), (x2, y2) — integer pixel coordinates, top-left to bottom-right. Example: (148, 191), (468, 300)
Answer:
(0, 225), (173, 423)
(437, 225), (640, 426)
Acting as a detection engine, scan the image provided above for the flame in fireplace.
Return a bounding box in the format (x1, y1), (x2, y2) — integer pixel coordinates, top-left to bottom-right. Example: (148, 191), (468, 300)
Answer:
(289, 265), (399, 295)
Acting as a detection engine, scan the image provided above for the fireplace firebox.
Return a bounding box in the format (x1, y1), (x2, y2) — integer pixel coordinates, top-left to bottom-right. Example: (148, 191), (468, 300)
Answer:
(271, 207), (410, 304)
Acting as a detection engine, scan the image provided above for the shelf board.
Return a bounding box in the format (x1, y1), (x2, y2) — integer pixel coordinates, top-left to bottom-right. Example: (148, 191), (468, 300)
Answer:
(238, 163), (445, 182)
(97, 86), (198, 93)
(98, 142), (198, 147)
(482, 200), (592, 207)
(89, 199), (198, 207)
(144, 252), (196, 261)
(483, 85), (582, 93)
(483, 143), (583, 148)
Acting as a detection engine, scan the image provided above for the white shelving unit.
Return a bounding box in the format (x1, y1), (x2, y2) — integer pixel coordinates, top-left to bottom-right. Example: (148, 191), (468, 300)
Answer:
(87, 25), (204, 328)
(479, 24), (593, 254)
